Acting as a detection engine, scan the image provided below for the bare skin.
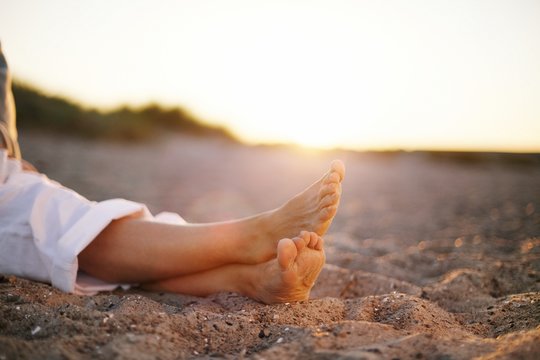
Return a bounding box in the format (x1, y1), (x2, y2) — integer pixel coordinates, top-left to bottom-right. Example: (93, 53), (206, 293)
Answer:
(142, 231), (326, 304)
(79, 160), (345, 285)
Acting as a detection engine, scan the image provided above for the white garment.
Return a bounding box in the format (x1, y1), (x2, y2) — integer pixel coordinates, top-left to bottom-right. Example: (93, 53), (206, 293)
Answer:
(0, 150), (185, 295)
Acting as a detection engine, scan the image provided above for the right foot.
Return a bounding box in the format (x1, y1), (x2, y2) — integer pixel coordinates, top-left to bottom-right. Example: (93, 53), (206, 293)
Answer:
(245, 231), (326, 304)
(271, 159), (345, 237)
(247, 160), (344, 263)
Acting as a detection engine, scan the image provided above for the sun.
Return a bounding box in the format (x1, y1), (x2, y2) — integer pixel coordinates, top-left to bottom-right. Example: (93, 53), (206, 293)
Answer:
(286, 130), (343, 150)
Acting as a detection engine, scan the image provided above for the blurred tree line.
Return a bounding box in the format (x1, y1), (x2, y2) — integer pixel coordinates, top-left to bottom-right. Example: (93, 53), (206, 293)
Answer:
(12, 83), (236, 142)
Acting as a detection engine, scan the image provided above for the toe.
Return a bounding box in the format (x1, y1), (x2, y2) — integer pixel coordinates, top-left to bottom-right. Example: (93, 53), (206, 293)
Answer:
(330, 160), (345, 181)
(319, 183), (338, 198)
(277, 238), (298, 270)
(324, 172), (341, 185)
(315, 236), (324, 250)
(319, 192), (339, 209)
(308, 232), (318, 248)
(293, 236), (306, 251)
(300, 231), (311, 244)
(319, 206), (337, 221)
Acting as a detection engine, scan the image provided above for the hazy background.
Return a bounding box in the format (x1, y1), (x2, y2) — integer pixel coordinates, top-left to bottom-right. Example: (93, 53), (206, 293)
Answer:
(2, 4), (540, 358)
(1, 0), (539, 152)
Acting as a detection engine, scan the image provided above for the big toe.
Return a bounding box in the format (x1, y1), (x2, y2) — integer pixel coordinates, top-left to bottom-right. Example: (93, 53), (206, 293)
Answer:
(277, 238), (298, 270)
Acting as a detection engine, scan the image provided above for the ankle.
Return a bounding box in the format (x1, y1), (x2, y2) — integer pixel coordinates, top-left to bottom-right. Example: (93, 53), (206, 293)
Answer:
(231, 264), (258, 299)
(258, 209), (277, 238)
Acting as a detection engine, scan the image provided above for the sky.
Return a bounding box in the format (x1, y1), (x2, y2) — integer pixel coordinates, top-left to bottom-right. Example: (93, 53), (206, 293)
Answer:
(1, 0), (539, 152)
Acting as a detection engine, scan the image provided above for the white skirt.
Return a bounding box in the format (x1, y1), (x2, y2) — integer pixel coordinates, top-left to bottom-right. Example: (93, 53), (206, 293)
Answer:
(0, 149), (185, 295)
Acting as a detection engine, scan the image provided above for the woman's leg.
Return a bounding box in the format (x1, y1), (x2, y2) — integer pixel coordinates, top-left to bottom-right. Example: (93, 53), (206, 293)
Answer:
(78, 160), (344, 284)
(141, 231), (326, 304)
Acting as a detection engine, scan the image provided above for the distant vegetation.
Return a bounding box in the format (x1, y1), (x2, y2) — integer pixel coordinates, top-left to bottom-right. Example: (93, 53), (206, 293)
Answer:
(12, 82), (237, 142)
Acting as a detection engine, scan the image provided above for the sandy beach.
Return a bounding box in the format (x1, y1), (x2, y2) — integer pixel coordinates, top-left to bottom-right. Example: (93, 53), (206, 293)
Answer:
(1, 131), (539, 359)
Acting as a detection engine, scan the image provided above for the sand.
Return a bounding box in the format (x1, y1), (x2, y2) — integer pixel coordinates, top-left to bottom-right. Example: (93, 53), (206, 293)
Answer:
(1, 131), (539, 359)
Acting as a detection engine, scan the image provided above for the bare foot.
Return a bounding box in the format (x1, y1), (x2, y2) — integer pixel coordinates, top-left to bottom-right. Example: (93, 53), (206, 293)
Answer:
(246, 160), (344, 263)
(245, 231), (326, 304)
(270, 159), (344, 237)
(140, 232), (325, 303)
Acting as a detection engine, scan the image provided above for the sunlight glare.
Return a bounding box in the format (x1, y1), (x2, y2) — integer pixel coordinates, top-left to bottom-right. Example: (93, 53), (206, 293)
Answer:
(1, 0), (539, 152)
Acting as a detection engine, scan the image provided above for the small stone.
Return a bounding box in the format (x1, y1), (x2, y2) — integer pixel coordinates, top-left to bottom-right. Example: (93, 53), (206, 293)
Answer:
(276, 337), (283, 344)
(31, 326), (41, 335)
(126, 333), (137, 343)
(526, 203), (535, 216)
(6, 294), (20, 303)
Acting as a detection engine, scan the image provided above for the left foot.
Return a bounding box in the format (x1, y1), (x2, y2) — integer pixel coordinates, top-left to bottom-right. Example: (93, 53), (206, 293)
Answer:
(243, 231), (325, 304)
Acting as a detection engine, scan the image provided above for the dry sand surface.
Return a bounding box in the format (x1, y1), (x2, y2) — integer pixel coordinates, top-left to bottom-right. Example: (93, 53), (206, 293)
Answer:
(2, 131), (540, 359)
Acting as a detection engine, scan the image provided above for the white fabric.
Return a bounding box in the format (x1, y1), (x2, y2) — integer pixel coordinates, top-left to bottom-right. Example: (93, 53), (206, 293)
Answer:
(0, 150), (186, 295)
